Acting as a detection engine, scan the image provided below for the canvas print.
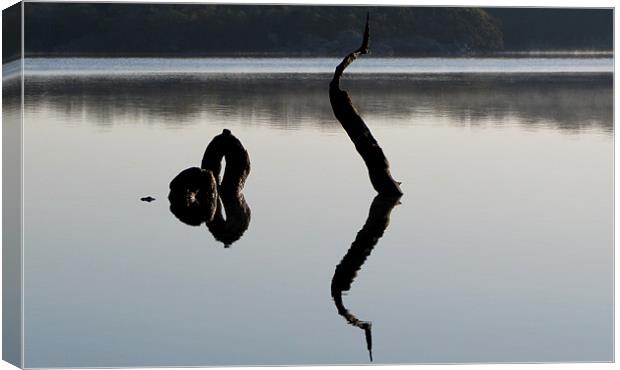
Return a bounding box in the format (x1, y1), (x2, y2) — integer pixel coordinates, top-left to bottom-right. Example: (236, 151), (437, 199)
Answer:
(2, 2), (614, 368)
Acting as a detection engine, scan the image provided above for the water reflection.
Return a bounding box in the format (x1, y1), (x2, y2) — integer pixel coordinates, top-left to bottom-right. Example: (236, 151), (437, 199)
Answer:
(24, 73), (613, 133)
(169, 186), (251, 248)
(206, 192), (251, 248)
(331, 195), (401, 362)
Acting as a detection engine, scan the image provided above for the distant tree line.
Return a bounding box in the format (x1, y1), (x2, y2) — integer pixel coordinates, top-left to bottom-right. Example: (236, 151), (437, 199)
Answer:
(2, 3), (21, 62)
(3, 4), (613, 61)
(484, 8), (612, 51)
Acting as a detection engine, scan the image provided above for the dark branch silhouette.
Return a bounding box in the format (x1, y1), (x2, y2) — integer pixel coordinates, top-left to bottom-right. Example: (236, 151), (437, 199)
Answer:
(329, 14), (403, 196)
(202, 128), (251, 196)
(331, 194), (401, 362)
(169, 129), (251, 247)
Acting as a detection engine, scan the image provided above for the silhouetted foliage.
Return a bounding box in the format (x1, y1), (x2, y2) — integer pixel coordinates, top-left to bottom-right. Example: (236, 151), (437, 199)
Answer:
(21, 4), (612, 57)
(2, 3), (21, 63)
(485, 8), (612, 51)
(20, 4), (613, 57)
(23, 3), (508, 56)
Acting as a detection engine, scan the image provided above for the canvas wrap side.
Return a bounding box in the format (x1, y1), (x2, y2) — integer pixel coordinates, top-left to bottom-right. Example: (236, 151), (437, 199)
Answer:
(3, 1), (24, 368)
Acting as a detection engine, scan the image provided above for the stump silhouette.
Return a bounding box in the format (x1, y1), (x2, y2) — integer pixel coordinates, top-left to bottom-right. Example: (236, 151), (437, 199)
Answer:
(202, 129), (251, 196)
(329, 14), (403, 196)
(168, 167), (218, 226)
(169, 129), (251, 247)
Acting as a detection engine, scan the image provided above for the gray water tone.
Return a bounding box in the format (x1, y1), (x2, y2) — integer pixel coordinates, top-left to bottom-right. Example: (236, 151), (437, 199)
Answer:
(12, 57), (614, 367)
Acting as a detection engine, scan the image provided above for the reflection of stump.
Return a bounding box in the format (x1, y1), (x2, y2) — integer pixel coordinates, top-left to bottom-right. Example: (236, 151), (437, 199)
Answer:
(168, 167), (217, 226)
(329, 14), (403, 196)
(331, 194), (401, 362)
(169, 129), (252, 247)
(206, 192), (251, 248)
(202, 129), (251, 196)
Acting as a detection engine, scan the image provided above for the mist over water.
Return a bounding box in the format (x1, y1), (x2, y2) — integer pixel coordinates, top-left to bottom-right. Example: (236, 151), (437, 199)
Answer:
(23, 56), (613, 75)
(18, 58), (613, 367)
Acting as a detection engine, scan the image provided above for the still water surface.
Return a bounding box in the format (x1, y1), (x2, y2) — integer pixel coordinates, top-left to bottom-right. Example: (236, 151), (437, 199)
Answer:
(18, 58), (613, 366)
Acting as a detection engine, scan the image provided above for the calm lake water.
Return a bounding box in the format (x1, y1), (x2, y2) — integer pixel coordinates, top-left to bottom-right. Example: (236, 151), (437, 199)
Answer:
(12, 57), (614, 367)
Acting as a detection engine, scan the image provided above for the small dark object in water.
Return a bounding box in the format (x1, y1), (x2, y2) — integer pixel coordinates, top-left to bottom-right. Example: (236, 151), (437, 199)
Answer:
(141, 196), (156, 202)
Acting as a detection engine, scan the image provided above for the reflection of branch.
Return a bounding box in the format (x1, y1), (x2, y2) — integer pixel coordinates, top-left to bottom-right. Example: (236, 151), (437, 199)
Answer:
(331, 195), (401, 362)
(329, 14), (403, 197)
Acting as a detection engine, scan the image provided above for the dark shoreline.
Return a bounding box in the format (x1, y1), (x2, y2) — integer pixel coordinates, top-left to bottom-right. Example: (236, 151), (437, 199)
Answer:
(11, 50), (614, 60)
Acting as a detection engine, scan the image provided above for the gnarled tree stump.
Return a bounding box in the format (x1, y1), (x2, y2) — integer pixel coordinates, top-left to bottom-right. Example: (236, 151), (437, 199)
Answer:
(168, 167), (218, 226)
(202, 129), (251, 196)
(169, 129), (252, 247)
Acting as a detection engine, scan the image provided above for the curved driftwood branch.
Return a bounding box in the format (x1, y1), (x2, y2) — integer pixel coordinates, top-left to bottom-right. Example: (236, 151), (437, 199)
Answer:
(331, 194), (401, 362)
(329, 14), (403, 196)
(202, 129), (251, 196)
